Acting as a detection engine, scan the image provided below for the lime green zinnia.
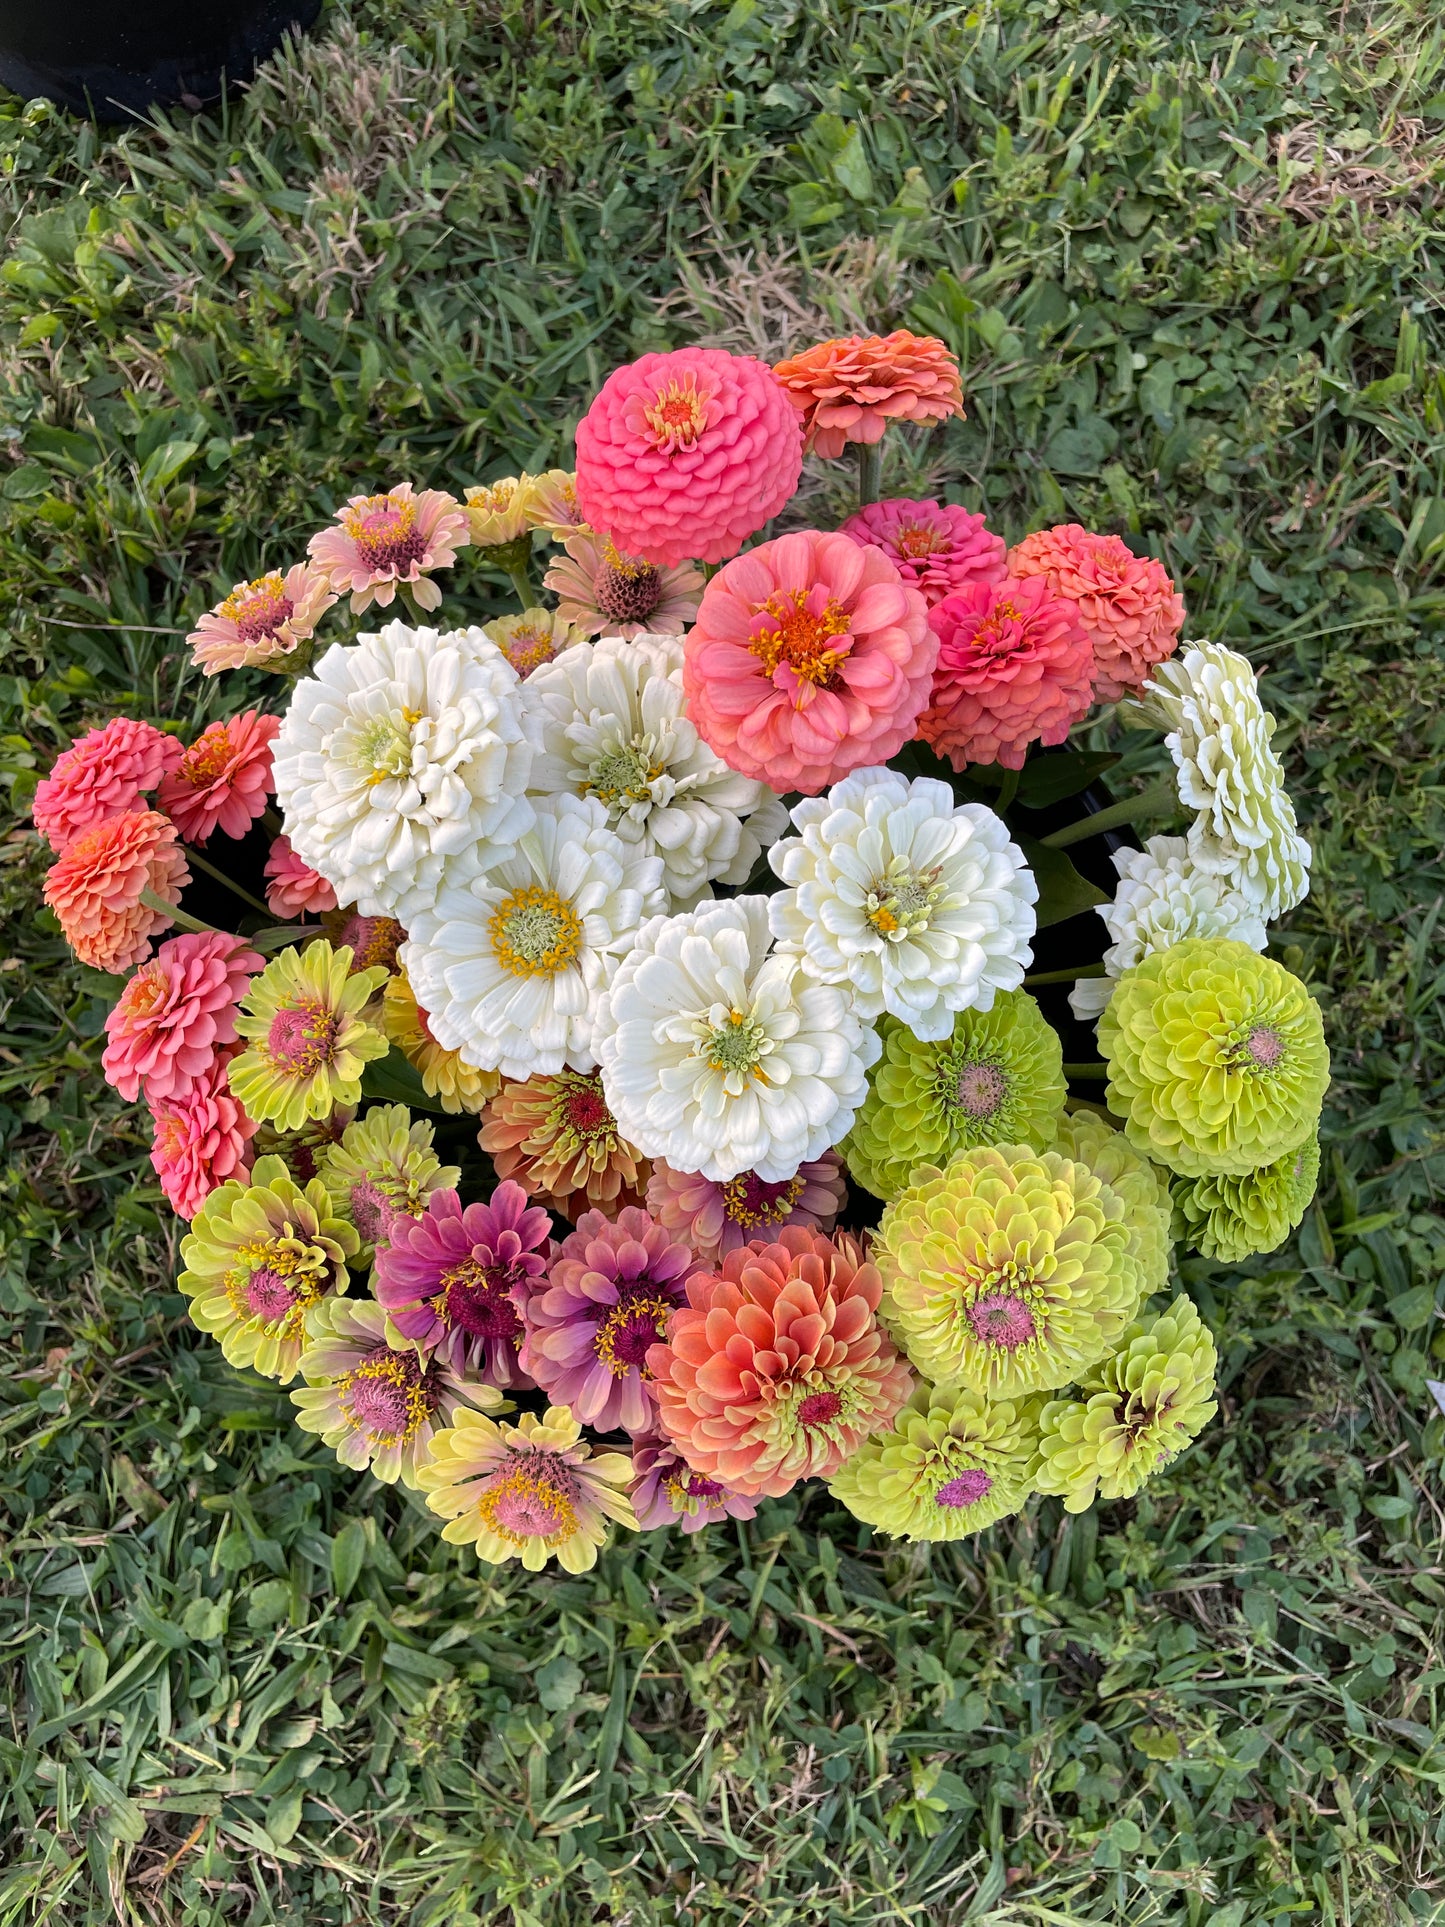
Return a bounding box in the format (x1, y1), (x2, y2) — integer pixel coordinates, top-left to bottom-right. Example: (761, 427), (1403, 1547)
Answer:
(314, 1103), (458, 1261)
(843, 992), (1066, 1202)
(230, 939), (390, 1132)
(1172, 1134), (1319, 1263)
(830, 1380), (1042, 1539)
(1099, 937), (1329, 1179)
(1052, 1107), (1173, 1299)
(178, 1154), (358, 1380)
(1033, 1294), (1218, 1511)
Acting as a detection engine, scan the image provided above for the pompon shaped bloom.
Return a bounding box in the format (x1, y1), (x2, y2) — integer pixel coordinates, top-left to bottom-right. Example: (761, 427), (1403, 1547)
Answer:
(177, 1154), (357, 1380)
(373, 1182), (552, 1383)
(487, 608), (592, 680)
(682, 529), (936, 795)
(1069, 836), (1269, 1025)
(401, 793), (665, 1082)
(645, 1152), (847, 1269)
(44, 808), (190, 972)
(1033, 1295), (1219, 1511)
(520, 1206), (700, 1434)
(1007, 525), (1185, 700)
(646, 1226), (914, 1499)
(520, 468), (587, 538)
(272, 621), (536, 925)
(463, 476), (533, 550)
(148, 1054), (256, 1220)
(916, 576), (1095, 772)
(843, 994), (1066, 1203)
(1099, 937), (1330, 1179)
(479, 1071), (649, 1220)
(772, 331), (964, 458)
(523, 634), (787, 908)
(188, 563), (337, 675)
(839, 499), (1006, 608)
(1051, 1107), (1173, 1301)
(574, 346), (803, 568)
(1172, 1134), (1319, 1263)
(1139, 641), (1311, 920)
(595, 895), (879, 1184)
(874, 1147), (1146, 1397)
(322, 907), (406, 976)
(629, 1432), (759, 1533)
(314, 1103), (459, 1260)
(292, 1297), (501, 1488)
(33, 718), (182, 853)
(229, 940), (390, 1133)
(767, 769), (1036, 1037)
(544, 531), (704, 639)
(416, 1405), (637, 1572)
(830, 1381), (1041, 1539)
(263, 834), (338, 918)
(102, 930), (262, 1101)
(307, 482), (470, 614)
(156, 710), (279, 846)
(382, 970), (501, 1114)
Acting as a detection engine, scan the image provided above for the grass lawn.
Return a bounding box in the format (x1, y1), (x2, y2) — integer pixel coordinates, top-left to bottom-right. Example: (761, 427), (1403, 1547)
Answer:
(3, 0), (1445, 1919)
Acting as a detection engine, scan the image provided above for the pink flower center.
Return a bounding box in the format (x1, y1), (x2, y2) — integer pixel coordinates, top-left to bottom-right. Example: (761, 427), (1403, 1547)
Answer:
(595, 1293), (674, 1376)
(349, 1178), (394, 1245)
(333, 913), (404, 973)
(245, 1267), (300, 1321)
(499, 621), (556, 677)
(1245, 1025), (1283, 1069)
(967, 1291), (1036, 1350)
(955, 1062), (1008, 1119)
(596, 551), (665, 623)
(478, 1451), (580, 1544)
(935, 1468), (993, 1508)
(267, 999), (340, 1077)
(338, 1346), (432, 1446)
(720, 1170), (805, 1229)
(222, 576), (293, 644)
(438, 1256), (524, 1343)
(343, 498), (428, 575)
(749, 588), (853, 695)
(797, 1389), (843, 1429)
(641, 376), (711, 454)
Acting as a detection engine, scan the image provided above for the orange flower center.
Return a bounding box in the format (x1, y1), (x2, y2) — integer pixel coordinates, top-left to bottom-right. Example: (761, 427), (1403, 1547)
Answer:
(642, 377), (710, 453)
(342, 496), (428, 575)
(895, 522), (946, 558)
(749, 590), (852, 692)
(221, 574), (293, 643)
(180, 725), (235, 786)
(124, 964), (167, 1019)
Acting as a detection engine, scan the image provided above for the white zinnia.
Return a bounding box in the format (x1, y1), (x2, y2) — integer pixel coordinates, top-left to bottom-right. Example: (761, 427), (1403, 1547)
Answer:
(1140, 640), (1311, 920)
(766, 768), (1037, 1040)
(1069, 836), (1270, 1023)
(595, 896), (880, 1183)
(399, 793), (666, 1080)
(520, 634), (786, 907)
(273, 621), (536, 924)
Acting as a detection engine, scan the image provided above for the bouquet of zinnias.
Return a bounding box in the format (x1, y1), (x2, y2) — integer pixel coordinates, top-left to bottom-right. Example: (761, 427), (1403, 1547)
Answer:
(33, 331), (1326, 1571)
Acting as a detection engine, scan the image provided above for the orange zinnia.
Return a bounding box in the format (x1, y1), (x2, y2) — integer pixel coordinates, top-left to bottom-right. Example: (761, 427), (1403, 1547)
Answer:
(772, 330), (964, 458)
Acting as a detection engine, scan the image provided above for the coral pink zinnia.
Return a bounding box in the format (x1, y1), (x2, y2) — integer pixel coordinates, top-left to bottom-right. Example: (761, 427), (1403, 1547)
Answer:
(157, 710), (280, 846)
(574, 347), (803, 569)
(1007, 524), (1186, 700)
(307, 482), (471, 614)
(840, 498), (1007, 609)
(32, 718), (182, 854)
(772, 331), (964, 458)
(263, 834), (338, 917)
(148, 1054), (256, 1220)
(646, 1226), (915, 1499)
(102, 930), (262, 1101)
(188, 563), (337, 675)
(681, 528), (935, 794)
(916, 575), (1096, 772)
(646, 1154), (847, 1270)
(44, 808), (190, 973)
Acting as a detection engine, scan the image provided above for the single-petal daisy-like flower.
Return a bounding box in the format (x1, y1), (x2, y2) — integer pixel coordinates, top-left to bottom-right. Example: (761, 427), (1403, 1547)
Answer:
(188, 563), (337, 675)
(148, 1053), (256, 1220)
(574, 346), (803, 567)
(829, 1381), (1041, 1539)
(102, 930), (262, 1101)
(272, 621), (536, 924)
(373, 1182), (552, 1383)
(629, 1432), (758, 1533)
(321, 908), (407, 976)
(1050, 1107), (1174, 1301)
(768, 769), (1036, 1037)
(1171, 1134), (1319, 1263)
(544, 530), (704, 639)
(263, 834), (338, 918)
(33, 718), (182, 853)
(44, 808), (190, 972)
(228, 939), (390, 1133)
(177, 1154), (357, 1380)
(523, 634), (787, 908)
(307, 482), (470, 615)
(314, 1103), (459, 1260)
(645, 1152), (846, 1269)
(520, 468), (587, 539)
(647, 1226), (914, 1499)
(157, 710), (279, 846)
(1007, 525), (1185, 700)
(839, 498), (1006, 607)
(772, 331), (964, 458)
(479, 1070), (649, 1219)
(595, 895), (880, 1184)
(401, 792), (666, 1082)
(382, 969), (501, 1114)
(682, 528), (936, 795)
(416, 1405), (637, 1572)
(487, 608), (592, 680)
(463, 476), (534, 550)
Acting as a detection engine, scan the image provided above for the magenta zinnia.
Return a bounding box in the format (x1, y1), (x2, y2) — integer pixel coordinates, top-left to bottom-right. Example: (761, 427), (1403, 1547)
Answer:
(629, 1433), (759, 1533)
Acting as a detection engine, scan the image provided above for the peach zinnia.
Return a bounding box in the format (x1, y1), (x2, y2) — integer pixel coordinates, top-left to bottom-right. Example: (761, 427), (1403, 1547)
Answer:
(1007, 524), (1186, 700)
(772, 331), (964, 458)
(307, 482), (470, 614)
(44, 808), (190, 973)
(681, 528), (935, 794)
(188, 563), (336, 675)
(480, 1070), (649, 1220)
(157, 710), (279, 846)
(33, 717), (181, 853)
(102, 930), (262, 1101)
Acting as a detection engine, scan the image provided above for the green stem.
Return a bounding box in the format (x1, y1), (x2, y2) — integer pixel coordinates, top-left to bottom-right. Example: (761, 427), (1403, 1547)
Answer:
(994, 766), (1020, 814)
(507, 567), (539, 609)
(262, 807), (284, 837)
(247, 924), (316, 952)
(142, 889), (217, 936)
(1041, 774), (1177, 849)
(1023, 962), (1107, 986)
(182, 844), (272, 918)
(1061, 1062), (1109, 1079)
(856, 439), (882, 508)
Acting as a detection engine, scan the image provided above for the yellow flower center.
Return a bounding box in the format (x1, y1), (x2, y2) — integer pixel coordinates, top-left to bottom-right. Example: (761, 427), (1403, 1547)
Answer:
(864, 867), (942, 939)
(488, 885), (584, 978)
(220, 572), (293, 643)
(337, 1347), (433, 1447)
(749, 590), (851, 692)
(179, 725), (234, 786)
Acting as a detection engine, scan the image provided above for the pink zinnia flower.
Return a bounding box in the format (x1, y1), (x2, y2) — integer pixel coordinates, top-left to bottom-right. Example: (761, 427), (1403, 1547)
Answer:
(916, 575), (1096, 772)
(157, 710), (279, 846)
(574, 347), (802, 569)
(32, 718), (182, 853)
(772, 332), (964, 458)
(373, 1183), (552, 1385)
(263, 834), (338, 917)
(102, 930), (262, 1101)
(520, 1207), (700, 1436)
(681, 528), (935, 794)
(646, 1154), (847, 1269)
(840, 499), (1007, 609)
(148, 1054), (255, 1220)
(188, 564), (337, 675)
(629, 1432), (758, 1534)
(322, 908), (405, 974)
(1007, 524), (1186, 700)
(43, 809), (190, 973)
(307, 483), (470, 614)
(543, 530), (703, 638)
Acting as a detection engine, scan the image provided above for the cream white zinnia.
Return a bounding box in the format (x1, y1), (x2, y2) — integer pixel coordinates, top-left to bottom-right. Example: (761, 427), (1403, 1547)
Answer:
(595, 896), (880, 1183)
(1141, 641), (1311, 921)
(520, 634), (786, 907)
(273, 621), (536, 924)
(766, 768), (1037, 1040)
(400, 793), (666, 1080)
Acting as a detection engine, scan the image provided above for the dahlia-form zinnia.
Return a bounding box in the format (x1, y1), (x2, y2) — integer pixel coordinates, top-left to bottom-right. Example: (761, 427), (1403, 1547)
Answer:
(44, 808), (190, 973)
(772, 331), (964, 458)
(188, 563), (337, 675)
(1171, 1134), (1320, 1263)
(314, 1103), (459, 1259)
(544, 531), (704, 639)
(33, 717), (182, 853)
(148, 1054), (256, 1220)
(382, 969), (501, 1114)
(629, 1433), (759, 1533)
(1050, 1107), (1173, 1301)
(228, 939), (390, 1133)
(479, 1070), (649, 1219)
(830, 1381), (1042, 1539)
(839, 498), (1006, 607)
(263, 834), (338, 917)
(1007, 525), (1185, 700)
(102, 930), (262, 1101)
(307, 482), (470, 614)
(645, 1152), (847, 1269)
(156, 710), (279, 846)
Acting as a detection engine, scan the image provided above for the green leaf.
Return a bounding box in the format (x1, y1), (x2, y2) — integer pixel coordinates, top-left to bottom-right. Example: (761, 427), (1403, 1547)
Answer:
(1388, 1285), (1436, 1331)
(139, 439), (199, 490)
(360, 1047), (445, 1112)
(1044, 417), (1118, 476)
(1016, 752), (1121, 810)
(330, 1519), (367, 1601)
(1015, 834), (1108, 927)
(2, 464), (52, 500)
(536, 1654), (585, 1712)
